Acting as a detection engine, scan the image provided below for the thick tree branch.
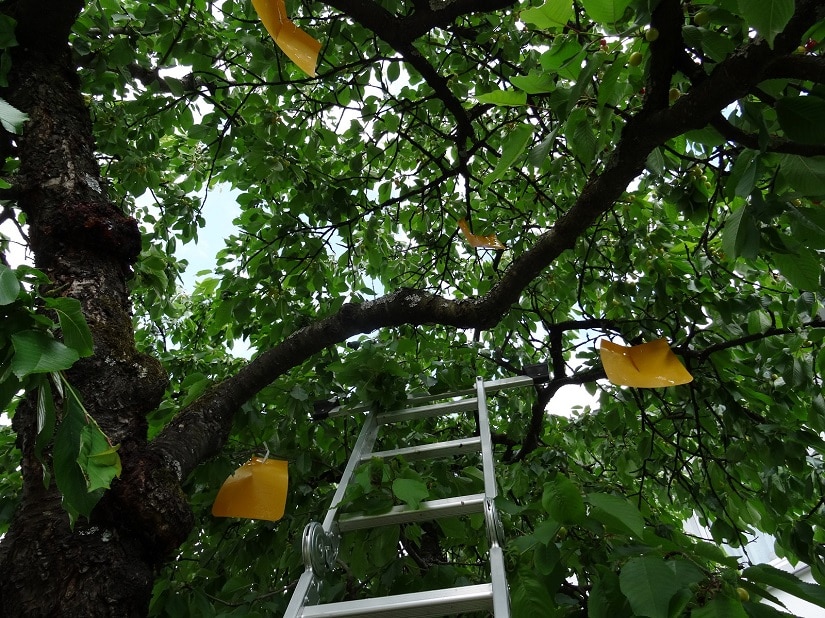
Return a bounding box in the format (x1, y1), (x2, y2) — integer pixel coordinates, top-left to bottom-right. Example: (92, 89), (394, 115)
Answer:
(762, 53), (825, 83)
(152, 0), (825, 481)
(710, 113), (825, 156)
(325, 0), (518, 47)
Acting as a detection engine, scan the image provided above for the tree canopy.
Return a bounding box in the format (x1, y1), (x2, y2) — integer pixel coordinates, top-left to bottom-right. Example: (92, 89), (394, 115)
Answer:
(1, 0), (825, 616)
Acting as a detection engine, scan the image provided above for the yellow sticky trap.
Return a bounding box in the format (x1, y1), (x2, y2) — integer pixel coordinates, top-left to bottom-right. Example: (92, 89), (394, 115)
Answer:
(599, 338), (693, 388)
(458, 218), (506, 250)
(212, 457), (288, 522)
(251, 0), (321, 76)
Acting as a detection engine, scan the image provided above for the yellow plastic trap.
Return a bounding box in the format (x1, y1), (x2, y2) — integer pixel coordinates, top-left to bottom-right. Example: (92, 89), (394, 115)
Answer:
(458, 218), (506, 250)
(251, 0), (322, 76)
(599, 338), (693, 388)
(212, 457), (288, 522)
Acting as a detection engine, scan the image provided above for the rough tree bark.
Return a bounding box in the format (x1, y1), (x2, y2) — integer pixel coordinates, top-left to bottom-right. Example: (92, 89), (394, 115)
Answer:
(0, 2), (188, 615)
(0, 0), (822, 616)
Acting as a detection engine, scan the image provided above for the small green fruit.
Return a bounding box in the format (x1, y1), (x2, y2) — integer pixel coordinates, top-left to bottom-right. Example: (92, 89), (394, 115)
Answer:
(737, 587), (749, 602)
(694, 11), (710, 27)
(628, 51), (644, 66)
(669, 87), (681, 102)
(645, 27), (660, 42)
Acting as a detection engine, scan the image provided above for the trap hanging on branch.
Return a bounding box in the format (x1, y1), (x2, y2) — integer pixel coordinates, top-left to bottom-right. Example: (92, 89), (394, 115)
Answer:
(458, 218), (506, 250)
(599, 338), (693, 388)
(212, 456), (288, 522)
(251, 0), (321, 76)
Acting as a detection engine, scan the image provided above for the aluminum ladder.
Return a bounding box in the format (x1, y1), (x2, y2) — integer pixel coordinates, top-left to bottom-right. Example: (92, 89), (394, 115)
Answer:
(282, 375), (533, 617)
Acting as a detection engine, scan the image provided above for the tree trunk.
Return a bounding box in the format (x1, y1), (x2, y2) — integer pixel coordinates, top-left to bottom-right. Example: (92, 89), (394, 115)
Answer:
(0, 2), (193, 615)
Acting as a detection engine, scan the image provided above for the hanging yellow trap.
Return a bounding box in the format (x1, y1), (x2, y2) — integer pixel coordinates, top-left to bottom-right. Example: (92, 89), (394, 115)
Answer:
(212, 457), (288, 522)
(458, 218), (506, 250)
(599, 338), (693, 388)
(251, 0), (322, 76)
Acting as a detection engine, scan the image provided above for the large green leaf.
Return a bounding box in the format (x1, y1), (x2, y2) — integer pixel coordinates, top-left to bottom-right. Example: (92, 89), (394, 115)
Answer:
(391, 477), (429, 510)
(10, 330), (80, 378)
(520, 0), (574, 30)
(510, 71), (556, 95)
(690, 595), (747, 617)
(744, 564), (825, 608)
(77, 422), (121, 492)
(475, 89), (526, 107)
(737, 0), (794, 47)
(777, 155), (825, 196)
(542, 474), (585, 524)
(53, 392), (104, 526)
(772, 248), (822, 290)
(0, 263), (20, 305)
(35, 380), (57, 467)
(619, 556), (682, 618)
(43, 297), (94, 357)
(586, 492), (645, 539)
(0, 96), (28, 133)
(775, 96), (825, 145)
(483, 123), (534, 187)
(579, 0), (632, 24)
(723, 204), (759, 259)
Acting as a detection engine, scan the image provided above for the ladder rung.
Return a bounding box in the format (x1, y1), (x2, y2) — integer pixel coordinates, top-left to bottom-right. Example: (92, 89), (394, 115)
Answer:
(299, 583), (493, 617)
(338, 494), (485, 532)
(361, 437), (482, 462)
(377, 398), (478, 424)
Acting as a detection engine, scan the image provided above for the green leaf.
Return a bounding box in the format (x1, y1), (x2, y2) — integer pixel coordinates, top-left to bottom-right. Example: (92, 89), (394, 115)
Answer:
(586, 492), (645, 538)
(565, 108), (598, 167)
(77, 423), (121, 492)
(542, 475), (585, 524)
(737, 0), (794, 47)
(775, 96), (825, 145)
(0, 263), (20, 305)
(391, 477), (429, 509)
(35, 380), (57, 465)
(777, 155), (825, 196)
(484, 123), (534, 186)
(722, 204), (759, 259)
(53, 391), (104, 526)
(579, 0), (632, 24)
(10, 330), (80, 378)
(690, 595), (747, 617)
(475, 89), (526, 107)
(772, 249), (821, 290)
(744, 563), (825, 608)
(619, 556), (682, 618)
(528, 129), (557, 167)
(520, 0), (574, 30)
(741, 601), (798, 617)
(0, 96), (28, 133)
(43, 297), (94, 357)
(510, 71), (555, 95)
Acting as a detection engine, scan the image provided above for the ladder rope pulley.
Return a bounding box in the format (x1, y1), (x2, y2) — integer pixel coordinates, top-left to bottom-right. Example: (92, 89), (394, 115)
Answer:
(283, 375), (533, 617)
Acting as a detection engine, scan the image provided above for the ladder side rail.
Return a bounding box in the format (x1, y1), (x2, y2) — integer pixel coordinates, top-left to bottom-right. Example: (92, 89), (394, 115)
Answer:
(475, 377), (511, 618)
(283, 411), (381, 618)
(475, 377), (498, 500)
(490, 545), (509, 618)
(283, 569), (317, 618)
(322, 411), (381, 530)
